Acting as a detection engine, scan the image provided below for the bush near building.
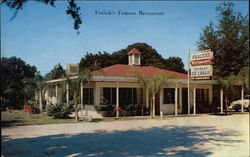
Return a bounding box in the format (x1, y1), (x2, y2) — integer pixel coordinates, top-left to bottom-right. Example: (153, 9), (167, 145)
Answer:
(46, 104), (73, 119)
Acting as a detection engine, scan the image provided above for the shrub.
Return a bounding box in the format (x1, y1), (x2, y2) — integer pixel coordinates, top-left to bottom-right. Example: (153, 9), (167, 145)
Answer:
(26, 100), (40, 114)
(46, 104), (73, 119)
(95, 105), (115, 117)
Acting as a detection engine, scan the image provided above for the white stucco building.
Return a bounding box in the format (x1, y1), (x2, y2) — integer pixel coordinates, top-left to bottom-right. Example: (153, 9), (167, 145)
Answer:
(45, 48), (227, 117)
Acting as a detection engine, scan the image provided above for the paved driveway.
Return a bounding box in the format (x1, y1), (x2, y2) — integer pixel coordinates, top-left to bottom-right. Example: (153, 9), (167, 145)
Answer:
(2, 114), (249, 157)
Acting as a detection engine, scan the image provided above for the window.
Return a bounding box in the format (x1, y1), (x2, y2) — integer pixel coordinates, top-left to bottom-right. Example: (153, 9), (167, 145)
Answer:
(163, 88), (179, 104)
(101, 88), (116, 105)
(134, 55), (139, 64)
(129, 55), (132, 64)
(196, 89), (209, 104)
(119, 88), (137, 106)
(48, 88), (56, 97)
(83, 88), (94, 105)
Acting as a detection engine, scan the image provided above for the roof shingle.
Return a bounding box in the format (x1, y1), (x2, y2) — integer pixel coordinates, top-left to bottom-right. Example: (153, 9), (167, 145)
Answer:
(92, 64), (187, 79)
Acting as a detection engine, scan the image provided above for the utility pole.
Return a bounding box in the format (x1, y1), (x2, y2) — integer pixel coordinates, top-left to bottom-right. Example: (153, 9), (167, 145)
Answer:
(188, 48), (190, 115)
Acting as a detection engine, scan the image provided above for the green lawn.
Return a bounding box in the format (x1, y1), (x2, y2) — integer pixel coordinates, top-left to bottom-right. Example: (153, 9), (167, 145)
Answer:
(1, 110), (153, 126)
(3, 110), (246, 127)
(1, 110), (78, 127)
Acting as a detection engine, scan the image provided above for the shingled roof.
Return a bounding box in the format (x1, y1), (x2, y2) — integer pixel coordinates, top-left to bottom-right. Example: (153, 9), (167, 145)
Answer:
(92, 64), (187, 79)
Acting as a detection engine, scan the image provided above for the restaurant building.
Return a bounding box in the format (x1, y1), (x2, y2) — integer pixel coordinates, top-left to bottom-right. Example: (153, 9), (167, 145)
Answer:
(44, 48), (233, 117)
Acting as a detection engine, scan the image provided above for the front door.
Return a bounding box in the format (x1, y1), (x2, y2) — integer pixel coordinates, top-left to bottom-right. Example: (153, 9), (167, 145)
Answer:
(182, 88), (188, 114)
(155, 94), (160, 115)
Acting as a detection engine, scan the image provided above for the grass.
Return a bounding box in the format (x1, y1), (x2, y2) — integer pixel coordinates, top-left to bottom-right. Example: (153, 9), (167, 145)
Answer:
(1, 110), (155, 126)
(1, 110), (78, 127)
(2, 110), (248, 127)
(1, 110), (172, 126)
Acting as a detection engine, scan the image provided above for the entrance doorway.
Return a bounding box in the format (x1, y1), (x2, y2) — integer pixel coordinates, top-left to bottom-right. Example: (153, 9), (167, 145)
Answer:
(182, 88), (188, 114)
(155, 94), (160, 115)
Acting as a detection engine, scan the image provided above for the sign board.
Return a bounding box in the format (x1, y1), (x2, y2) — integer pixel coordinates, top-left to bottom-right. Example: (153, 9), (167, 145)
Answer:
(66, 64), (79, 76)
(190, 58), (214, 66)
(191, 65), (213, 78)
(190, 49), (214, 80)
(191, 49), (213, 61)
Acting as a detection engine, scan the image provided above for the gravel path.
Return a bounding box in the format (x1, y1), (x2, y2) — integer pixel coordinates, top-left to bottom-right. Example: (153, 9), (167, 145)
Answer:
(2, 114), (249, 157)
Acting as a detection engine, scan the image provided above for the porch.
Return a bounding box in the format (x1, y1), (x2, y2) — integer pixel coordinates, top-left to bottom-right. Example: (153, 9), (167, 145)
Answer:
(45, 80), (216, 118)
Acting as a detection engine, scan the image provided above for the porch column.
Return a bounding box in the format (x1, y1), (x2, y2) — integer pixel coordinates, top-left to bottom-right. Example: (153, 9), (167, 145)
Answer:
(152, 94), (155, 117)
(188, 81), (190, 115)
(193, 85), (196, 115)
(66, 83), (69, 105)
(241, 85), (244, 112)
(55, 84), (58, 105)
(80, 82), (83, 116)
(160, 89), (163, 116)
(220, 88), (223, 114)
(175, 83), (178, 115)
(116, 81), (119, 118)
(39, 90), (43, 114)
(146, 88), (149, 108)
(179, 86), (182, 114)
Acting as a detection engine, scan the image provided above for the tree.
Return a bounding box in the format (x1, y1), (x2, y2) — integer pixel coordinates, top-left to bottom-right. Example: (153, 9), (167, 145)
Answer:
(34, 71), (48, 114)
(110, 49), (128, 65)
(62, 68), (92, 122)
(79, 52), (112, 71)
(44, 63), (65, 80)
(145, 73), (168, 116)
(1, 57), (37, 109)
(216, 74), (238, 114)
(237, 66), (249, 93)
(3, 0), (82, 33)
(131, 69), (175, 116)
(164, 57), (187, 74)
(79, 43), (187, 74)
(197, 2), (249, 77)
(126, 43), (166, 69)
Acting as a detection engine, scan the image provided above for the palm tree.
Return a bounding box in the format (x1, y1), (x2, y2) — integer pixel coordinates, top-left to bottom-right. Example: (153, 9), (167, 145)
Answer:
(237, 66), (249, 112)
(22, 77), (35, 106)
(216, 74), (237, 114)
(132, 70), (174, 117)
(62, 68), (92, 122)
(146, 72), (168, 116)
(237, 66), (249, 92)
(36, 80), (50, 114)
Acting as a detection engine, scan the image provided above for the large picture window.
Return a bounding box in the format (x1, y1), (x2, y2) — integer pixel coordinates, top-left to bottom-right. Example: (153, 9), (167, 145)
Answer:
(196, 89), (209, 104)
(101, 88), (116, 105)
(83, 88), (94, 105)
(163, 88), (179, 104)
(119, 88), (137, 106)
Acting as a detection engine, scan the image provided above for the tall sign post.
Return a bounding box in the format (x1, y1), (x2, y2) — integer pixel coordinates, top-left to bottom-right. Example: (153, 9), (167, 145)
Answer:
(187, 48), (190, 115)
(190, 49), (214, 115)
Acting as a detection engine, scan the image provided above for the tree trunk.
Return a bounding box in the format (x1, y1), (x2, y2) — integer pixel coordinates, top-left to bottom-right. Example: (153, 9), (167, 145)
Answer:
(39, 90), (43, 114)
(75, 103), (79, 122)
(150, 97), (153, 117)
(225, 98), (228, 115)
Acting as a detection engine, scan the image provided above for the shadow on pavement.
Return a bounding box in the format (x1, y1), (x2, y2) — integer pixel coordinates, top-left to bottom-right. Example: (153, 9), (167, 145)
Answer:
(2, 125), (242, 157)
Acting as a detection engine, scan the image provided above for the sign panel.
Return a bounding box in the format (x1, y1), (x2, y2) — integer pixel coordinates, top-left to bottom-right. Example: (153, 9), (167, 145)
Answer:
(190, 58), (214, 66)
(190, 49), (214, 80)
(66, 64), (79, 76)
(191, 65), (213, 78)
(191, 49), (213, 61)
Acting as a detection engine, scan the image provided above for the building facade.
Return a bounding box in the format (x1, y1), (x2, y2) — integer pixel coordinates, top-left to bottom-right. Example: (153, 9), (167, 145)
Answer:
(45, 48), (221, 116)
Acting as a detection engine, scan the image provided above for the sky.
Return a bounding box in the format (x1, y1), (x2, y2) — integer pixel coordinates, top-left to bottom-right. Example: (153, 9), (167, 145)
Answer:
(1, 1), (249, 76)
